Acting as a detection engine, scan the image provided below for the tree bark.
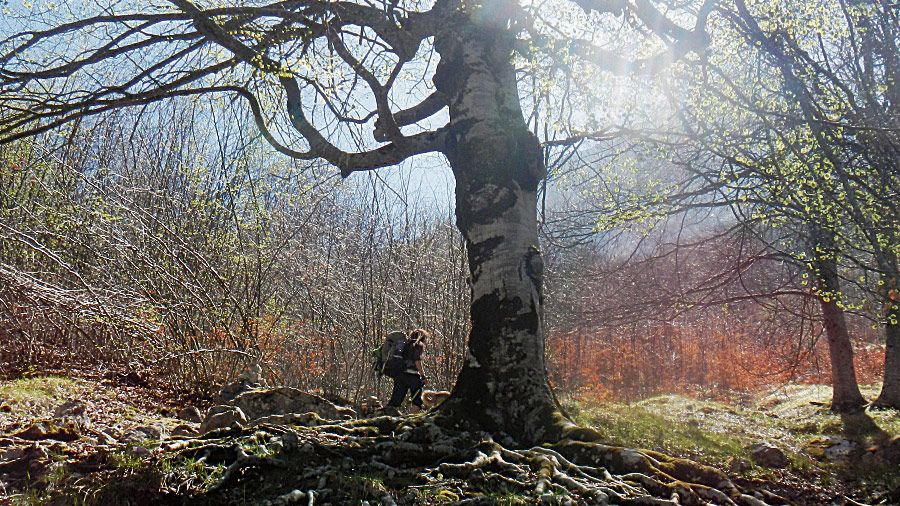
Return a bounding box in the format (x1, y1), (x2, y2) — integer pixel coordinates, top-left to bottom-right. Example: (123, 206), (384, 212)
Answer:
(812, 249), (867, 412)
(431, 1), (566, 444)
(873, 274), (900, 409)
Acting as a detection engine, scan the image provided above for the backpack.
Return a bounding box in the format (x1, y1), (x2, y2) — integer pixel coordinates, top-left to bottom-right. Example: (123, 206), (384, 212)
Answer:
(373, 331), (409, 379)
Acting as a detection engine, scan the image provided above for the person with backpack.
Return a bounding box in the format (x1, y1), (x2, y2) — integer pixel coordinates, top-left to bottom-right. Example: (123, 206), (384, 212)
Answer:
(374, 329), (429, 413)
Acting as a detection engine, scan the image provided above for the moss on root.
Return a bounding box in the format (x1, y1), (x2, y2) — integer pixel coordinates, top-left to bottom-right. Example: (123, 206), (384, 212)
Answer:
(32, 408), (787, 506)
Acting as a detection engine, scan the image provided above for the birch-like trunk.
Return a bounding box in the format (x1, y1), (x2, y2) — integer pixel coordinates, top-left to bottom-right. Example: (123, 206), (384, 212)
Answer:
(431, 4), (564, 444)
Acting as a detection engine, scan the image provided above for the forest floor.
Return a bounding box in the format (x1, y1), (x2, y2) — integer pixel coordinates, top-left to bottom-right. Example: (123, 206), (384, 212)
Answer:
(563, 386), (899, 504)
(0, 374), (897, 505)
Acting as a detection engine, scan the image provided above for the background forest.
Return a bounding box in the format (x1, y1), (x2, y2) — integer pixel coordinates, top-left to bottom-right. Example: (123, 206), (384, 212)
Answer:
(0, 88), (890, 405)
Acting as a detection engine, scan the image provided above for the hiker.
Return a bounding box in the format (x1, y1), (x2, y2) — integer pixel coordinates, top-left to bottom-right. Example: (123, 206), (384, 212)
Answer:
(385, 328), (429, 413)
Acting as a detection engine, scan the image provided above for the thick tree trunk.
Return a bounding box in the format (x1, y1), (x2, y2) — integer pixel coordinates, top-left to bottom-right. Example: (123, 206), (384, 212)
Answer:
(431, 3), (566, 444)
(814, 254), (867, 412)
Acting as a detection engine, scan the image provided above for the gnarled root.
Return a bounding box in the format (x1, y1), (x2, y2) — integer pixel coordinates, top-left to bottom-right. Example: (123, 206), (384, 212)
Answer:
(125, 413), (782, 505)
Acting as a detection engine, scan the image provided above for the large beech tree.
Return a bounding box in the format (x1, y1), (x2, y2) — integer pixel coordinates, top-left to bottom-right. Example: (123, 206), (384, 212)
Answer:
(0, 0), (710, 442)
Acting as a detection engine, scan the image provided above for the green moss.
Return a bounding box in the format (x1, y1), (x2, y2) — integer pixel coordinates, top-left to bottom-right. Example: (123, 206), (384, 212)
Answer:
(415, 488), (461, 503)
(568, 396), (753, 464)
(328, 471), (392, 501)
(568, 387), (899, 499)
(478, 484), (532, 505)
(0, 376), (81, 406)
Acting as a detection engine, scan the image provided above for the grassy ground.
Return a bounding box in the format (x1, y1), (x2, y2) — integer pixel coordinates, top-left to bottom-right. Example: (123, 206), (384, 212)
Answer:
(0, 375), (186, 435)
(563, 384), (899, 503)
(1, 376), (898, 504)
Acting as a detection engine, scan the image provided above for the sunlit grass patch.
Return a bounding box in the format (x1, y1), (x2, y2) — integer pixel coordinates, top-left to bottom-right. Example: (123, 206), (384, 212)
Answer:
(564, 395), (756, 464)
(0, 376), (83, 408)
(568, 385), (899, 502)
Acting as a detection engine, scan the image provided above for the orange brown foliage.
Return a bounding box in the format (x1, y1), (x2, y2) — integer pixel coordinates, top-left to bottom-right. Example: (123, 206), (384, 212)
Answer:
(547, 324), (885, 403)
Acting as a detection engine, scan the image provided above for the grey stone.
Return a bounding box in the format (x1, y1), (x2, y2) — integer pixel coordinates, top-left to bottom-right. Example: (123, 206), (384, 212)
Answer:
(171, 424), (197, 437)
(177, 406), (203, 423)
(14, 421), (80, 442)
(823, 438), (862, 461)
(727, 457), (752, 474)
(749, 442), (789, 468)
(230, 387), (355, 422)
(217, 365), (265, 403)
(0, 444), (48, 476)
(127, 446), (151, 457)
(200, 405), (248, 433)
(53, 400), (87, 418)
(120, 424), (165, 444)
(95, 431), (116, 446)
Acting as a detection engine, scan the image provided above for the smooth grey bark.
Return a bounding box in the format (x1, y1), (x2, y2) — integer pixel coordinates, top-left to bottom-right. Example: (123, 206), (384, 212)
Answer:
(430, 3), (565, 444)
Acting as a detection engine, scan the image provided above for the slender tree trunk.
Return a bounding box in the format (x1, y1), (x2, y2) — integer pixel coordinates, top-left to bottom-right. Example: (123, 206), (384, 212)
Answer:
(812, 247), (867, 412)
(873, 272), (900, 409)
(431, 2), (566, 444)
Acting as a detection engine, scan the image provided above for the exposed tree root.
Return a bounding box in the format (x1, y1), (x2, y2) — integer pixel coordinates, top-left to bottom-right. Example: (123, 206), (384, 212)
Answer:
(132, 413), (788, 506)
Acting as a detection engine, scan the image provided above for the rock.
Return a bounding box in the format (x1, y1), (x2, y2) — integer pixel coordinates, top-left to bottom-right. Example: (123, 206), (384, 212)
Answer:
(200, 405), (248, 433)
(250, 412), (324, 427)
(238, 363), (263, 384)
(805, 436), (864, 462)
(127, 446), (151, 458)
(230, 387), (355, 422)
(171, 424), (197, 437)
(177, 406), (203, 423)
(14, 420), (80, 442)
(53, 400), (91, 429)
(217, 365), (265, 403)
(823, 438), (861, 461)
(727, 457), (752, 474)
(359, 396), (383, 417)
(749, 442), (789, 468)
(120, 424), (165, 444)
(95, 431), (116, 446)
(53, 400), (87, 418)
(0, 444), (48, 476)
